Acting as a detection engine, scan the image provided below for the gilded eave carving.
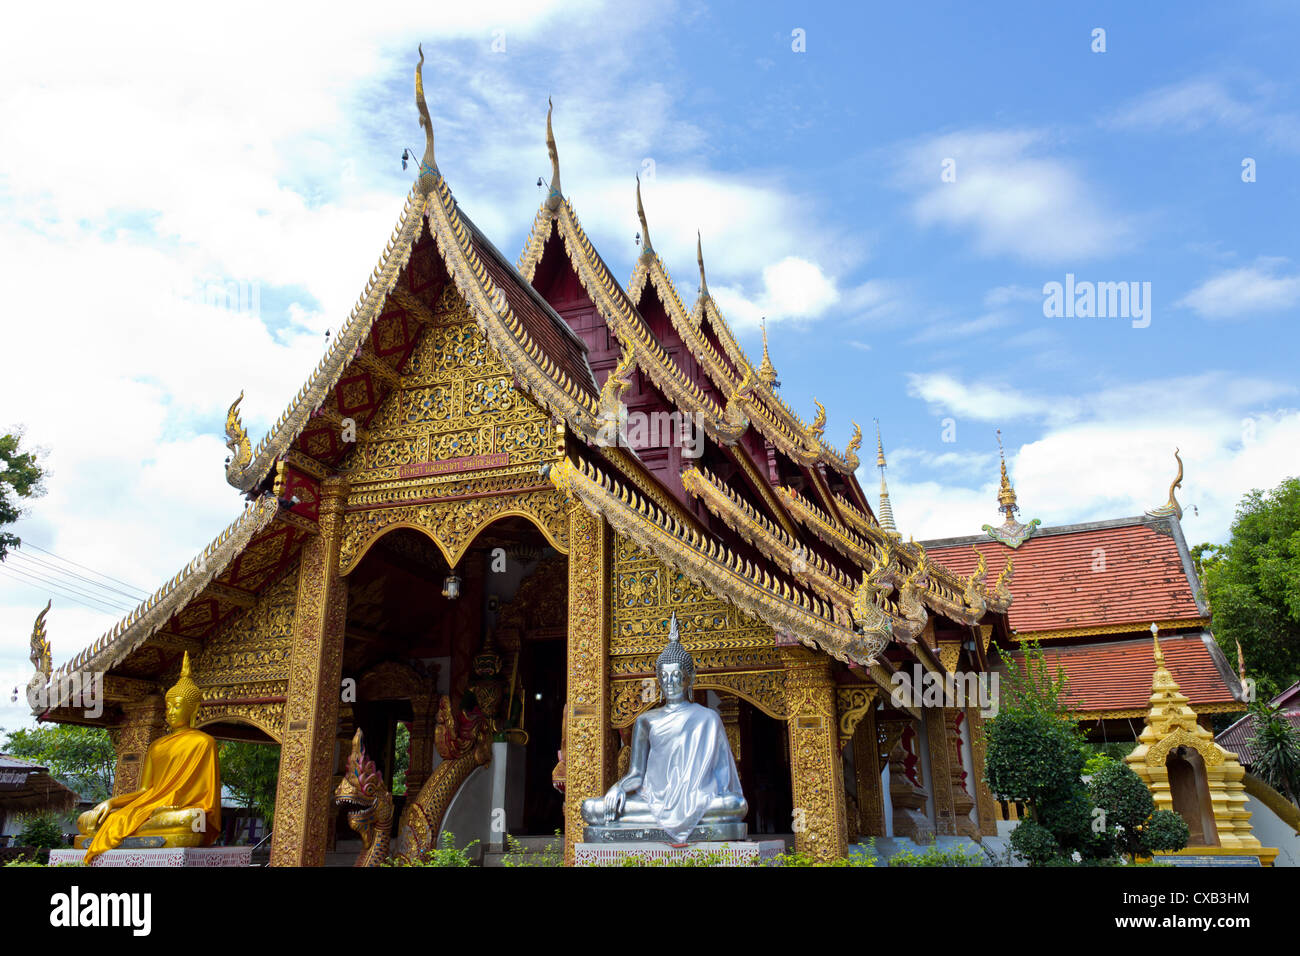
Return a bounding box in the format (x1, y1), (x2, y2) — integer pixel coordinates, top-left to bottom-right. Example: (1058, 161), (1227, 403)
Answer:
(42, 494), (283, 688)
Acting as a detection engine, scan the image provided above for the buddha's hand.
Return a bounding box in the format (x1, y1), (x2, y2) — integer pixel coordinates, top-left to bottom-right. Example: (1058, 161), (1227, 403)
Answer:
(601, 782), (627, 821)
(90, 800), (114, 829)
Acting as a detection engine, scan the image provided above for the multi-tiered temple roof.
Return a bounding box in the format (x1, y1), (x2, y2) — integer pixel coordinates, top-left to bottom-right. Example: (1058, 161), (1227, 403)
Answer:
(29, 54), (1009, 716)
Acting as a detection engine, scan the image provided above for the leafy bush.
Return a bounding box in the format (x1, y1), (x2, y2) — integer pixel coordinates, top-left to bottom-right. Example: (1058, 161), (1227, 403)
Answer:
(887, 838), (983, 867)
(384, 832), (477, 866)
(1143, 809), (1190, 854)
(1088, 761), (1188, 860)
(501, 831), (564, 867)
(18, 814), (65, 850)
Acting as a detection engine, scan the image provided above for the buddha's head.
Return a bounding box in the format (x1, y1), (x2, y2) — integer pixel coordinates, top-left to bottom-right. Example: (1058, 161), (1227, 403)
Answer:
(164, 651), (203, 730)
(655, 613), (695, 704)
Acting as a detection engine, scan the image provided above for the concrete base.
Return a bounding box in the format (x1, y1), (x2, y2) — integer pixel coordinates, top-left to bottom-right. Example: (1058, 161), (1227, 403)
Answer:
(575, 840), (783, 866)
(582, 821), (747, 843)
(49, 847), (252, 868)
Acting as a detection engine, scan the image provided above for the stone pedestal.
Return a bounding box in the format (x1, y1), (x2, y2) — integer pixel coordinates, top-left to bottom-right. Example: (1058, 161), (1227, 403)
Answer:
(583, 821), (746, 843)
(575, 840), (783, 867)
(49, 847), (252, 868)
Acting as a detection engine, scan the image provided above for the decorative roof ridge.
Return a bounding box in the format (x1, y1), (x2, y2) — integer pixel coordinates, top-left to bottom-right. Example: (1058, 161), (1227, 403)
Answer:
(681, 465), (859, 606)
(694, 283), (859, 473)
(225, 188), (426, 492)
(423, 178), (601, 437)
(921, 514), (1182, 550)
(547, 455), (888, 664)
(41, 494), (282, 686)
(522, 199), (741, 442)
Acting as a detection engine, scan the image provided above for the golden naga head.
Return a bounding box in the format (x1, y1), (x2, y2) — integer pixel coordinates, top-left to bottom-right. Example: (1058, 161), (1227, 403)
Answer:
(164, 651), (204, 730)
(30, 600), (52, 675)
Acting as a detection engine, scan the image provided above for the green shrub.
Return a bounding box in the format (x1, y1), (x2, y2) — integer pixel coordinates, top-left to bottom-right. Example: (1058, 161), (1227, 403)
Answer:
(17, 814), (65, 851)
(384, 831), (477, 866)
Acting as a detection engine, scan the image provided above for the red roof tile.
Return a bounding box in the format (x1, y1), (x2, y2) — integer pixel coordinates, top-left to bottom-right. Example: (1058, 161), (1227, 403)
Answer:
(1008, 634), (1239, 712)
(928, 522), (1203, 635)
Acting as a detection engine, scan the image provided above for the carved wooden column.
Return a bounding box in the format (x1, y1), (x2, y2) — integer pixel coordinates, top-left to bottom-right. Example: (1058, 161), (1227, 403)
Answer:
(852, 704), (886, 838)
(405, 676), (439, 798)
(965, 705), (1000, 837)
(923, 706), (957, 835)
(888, 719), (931, 841)
(780, 645), (847, 861)
(110, 696), (167, 796)
(271, 475), (350, 867)
(718, 695), (741, 776)
(563, 505), (609, 865)
(949, 710), (978, 836)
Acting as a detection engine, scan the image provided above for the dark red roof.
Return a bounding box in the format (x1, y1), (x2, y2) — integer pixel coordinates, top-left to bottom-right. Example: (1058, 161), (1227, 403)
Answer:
(927, 519), (1203, 636)
(1216, 681), (1300, 764)
(467, 223), (598, 402)
(1008, 634), (1239, 713)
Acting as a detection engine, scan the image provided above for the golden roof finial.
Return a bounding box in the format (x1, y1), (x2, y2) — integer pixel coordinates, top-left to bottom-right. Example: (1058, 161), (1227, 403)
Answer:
(635, 174), (653, 255)
(696, 231), (709, 299)
(545, 97), (562, 212)
(846, 421), (863, 459)
(1145, 448), (1184, 520)
(1150, 622), (1164, 667)
(982, 429), (1040, 547)
(810, 399), (826, 438)
(758, 318), (777, 386)
(414, 45), (438, 188)
(29, 600), (52, 676)
(996, 429), (1018, 517)
(874, 419), (897, 534)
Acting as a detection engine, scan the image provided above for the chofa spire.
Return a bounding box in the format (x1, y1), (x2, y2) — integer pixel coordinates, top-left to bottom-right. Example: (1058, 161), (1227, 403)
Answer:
(874, 420), (898, 533)
(982, 429), (1040, 548)
(635, 174), (653, 255)
(696, 231), (709, 299)
(414, 45), (439, 190)
(545, 97), (562, 212)
(1145, 448), (1184, 520)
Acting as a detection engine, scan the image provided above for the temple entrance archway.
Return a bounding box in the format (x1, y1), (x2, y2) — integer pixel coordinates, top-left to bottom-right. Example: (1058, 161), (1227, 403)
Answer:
(1167, 746), (1219, 847)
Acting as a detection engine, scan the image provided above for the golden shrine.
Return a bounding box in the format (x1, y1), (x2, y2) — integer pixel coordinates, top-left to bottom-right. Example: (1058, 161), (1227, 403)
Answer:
(25, 52), (1013, 865)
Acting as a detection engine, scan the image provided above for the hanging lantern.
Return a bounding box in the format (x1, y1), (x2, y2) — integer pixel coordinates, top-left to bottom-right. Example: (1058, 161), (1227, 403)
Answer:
(442, 573), (462, 600)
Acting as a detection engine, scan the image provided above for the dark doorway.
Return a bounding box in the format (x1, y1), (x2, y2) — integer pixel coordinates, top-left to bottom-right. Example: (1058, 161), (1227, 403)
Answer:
(738, 701), (794, 834)
(519, 639), (566, 834)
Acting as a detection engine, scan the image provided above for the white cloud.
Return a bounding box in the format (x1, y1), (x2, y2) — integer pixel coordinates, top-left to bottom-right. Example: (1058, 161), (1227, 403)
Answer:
(1109, 77), (1300, 153)
(1176, 261), (1300, 319)
(896, 130), (1132, 263)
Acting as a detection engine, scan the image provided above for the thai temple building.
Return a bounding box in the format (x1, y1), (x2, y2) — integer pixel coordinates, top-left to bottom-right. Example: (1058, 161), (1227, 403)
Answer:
(921, 442), (1294, 863)
(23, 57), (1017, 865)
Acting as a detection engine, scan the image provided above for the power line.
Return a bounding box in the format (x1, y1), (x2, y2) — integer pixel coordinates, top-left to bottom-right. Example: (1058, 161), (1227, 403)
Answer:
(7, 548), (150, 600)
(9, 549), (151, 602)
(0, 565), (134, 616)
(16, 541), (150, 596)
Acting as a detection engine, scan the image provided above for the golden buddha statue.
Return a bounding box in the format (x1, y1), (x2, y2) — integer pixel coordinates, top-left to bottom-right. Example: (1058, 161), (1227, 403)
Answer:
(77, 652), (222, 862)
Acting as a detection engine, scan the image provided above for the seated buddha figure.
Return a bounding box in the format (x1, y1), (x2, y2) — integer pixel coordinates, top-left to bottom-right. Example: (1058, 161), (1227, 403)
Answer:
(581, 613), (747, 843)
(78, 652), (221, 862)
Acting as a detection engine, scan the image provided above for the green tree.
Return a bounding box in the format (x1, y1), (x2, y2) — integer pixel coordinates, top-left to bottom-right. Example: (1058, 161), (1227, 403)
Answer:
(392, 722), (409, 796)
(1, 725), (115, 801)
(1088, 759), (1189, 861)
(1247, 703), (1300, 806)
(1193, 477), (1300, 702)
(17, 813), (65, 850)
(984, 643), (1113, 865)
(218, 741), (280, 840)
(0, 430), (47, 561)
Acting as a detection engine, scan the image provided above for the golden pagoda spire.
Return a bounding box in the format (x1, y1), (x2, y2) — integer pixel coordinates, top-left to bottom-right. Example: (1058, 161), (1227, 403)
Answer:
(545, 97), (562, 212)
(758, 318), (777, 386)
(696, 231), (709, 299)
(1124, 621), (1271, 859)
(635, 174), (653, 256)
(1145, 448), (1184, 520)
(874, 420), (897, 534)
(982, 429), (1040, 548)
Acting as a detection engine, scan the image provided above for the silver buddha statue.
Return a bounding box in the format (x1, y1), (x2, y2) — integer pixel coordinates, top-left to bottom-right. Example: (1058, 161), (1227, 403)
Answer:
(582, 613), (748, 843)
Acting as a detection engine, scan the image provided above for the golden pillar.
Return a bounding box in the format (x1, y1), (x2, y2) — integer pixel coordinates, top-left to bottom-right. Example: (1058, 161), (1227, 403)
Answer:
(965, 706), (999, 837)
(781, 646), (847, 861)
(109, 696), (167, 797)
(922, 707), (958, 835)
(271, 476), (350, 867)
(852, 704), (886, 838)
(563, 505), (609, 865)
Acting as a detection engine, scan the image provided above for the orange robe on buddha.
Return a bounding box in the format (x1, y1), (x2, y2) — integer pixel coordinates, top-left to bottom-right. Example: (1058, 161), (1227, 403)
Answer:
(84, 728), (222, 863)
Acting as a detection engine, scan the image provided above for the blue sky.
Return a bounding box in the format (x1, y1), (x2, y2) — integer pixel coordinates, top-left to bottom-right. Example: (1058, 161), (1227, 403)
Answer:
(2, 0), (1297, 726)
